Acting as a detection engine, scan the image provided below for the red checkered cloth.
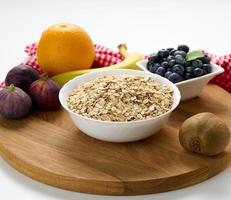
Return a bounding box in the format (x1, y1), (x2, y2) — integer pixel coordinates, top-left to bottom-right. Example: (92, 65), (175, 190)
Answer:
(0, 44), (231, 93)
(0, 43), (124, 88)
(204, 51), (231, 92)
(24, 43), (124, 72)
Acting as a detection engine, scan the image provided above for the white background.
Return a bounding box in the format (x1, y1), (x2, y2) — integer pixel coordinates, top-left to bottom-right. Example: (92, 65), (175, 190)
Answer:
(0, 0), (231, 199)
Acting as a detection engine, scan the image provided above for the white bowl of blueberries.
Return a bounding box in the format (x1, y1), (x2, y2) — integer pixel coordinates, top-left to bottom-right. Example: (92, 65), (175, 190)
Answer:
(137, 44), (224, 101)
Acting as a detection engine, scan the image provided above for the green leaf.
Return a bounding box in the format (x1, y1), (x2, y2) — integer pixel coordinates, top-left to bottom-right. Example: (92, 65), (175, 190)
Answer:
(186, 50), (204, 61)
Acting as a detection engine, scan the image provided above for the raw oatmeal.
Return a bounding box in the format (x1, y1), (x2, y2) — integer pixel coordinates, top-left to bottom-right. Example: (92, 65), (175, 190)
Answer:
(67, 74), (174, 122)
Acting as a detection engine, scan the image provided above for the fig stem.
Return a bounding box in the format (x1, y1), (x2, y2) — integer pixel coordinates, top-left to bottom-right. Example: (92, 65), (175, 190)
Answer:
(7, 84), (15, 92)
(40, 73), (49, 81)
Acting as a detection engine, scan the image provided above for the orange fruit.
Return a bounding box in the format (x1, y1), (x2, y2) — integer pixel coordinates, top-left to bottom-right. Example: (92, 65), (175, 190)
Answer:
(37, 23), (95, 76)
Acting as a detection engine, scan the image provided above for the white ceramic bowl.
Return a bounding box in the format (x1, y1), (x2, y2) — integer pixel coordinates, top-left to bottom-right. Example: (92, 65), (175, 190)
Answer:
(59, 69), (181, 142)
(137, 60), (224, 101)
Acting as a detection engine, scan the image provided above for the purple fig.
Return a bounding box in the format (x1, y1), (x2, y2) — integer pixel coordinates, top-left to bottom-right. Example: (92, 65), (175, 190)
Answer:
(5, 65), (39, 91)
(0, 84), (32, 118)
(28, 74), (60, 110)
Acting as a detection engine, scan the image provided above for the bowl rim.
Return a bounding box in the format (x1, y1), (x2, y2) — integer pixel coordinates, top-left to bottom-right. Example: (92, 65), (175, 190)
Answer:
(136, 59), (225, 86)
(59, 69), (181, 124)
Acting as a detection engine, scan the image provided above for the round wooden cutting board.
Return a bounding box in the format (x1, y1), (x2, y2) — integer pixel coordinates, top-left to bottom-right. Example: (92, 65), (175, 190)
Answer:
(0, 85), (230, 195)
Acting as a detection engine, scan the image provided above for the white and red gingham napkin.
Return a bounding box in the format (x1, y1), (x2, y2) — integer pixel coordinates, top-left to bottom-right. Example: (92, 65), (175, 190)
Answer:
(23, 43), (124, 73)
(0, 43), (124, 88)
(0, 43), (231, 93)
(203, 51), (231, 92)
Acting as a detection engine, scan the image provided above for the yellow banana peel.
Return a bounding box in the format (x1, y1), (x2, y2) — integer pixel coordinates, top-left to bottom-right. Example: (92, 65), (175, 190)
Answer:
(52, 44), (144, 86)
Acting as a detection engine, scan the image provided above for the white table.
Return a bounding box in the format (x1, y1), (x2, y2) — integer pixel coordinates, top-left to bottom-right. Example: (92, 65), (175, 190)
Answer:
(0, 0), (231, 199)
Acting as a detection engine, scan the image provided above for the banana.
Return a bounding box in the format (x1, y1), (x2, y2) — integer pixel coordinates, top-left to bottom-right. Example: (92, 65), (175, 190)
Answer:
(52, 44), (144, 85)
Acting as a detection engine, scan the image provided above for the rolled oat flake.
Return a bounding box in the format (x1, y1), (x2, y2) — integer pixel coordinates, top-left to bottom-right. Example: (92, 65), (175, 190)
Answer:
(67, 75), (173, 122)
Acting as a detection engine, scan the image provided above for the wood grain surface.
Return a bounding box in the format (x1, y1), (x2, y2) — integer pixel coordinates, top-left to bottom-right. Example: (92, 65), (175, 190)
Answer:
(0, 85), (230, 195)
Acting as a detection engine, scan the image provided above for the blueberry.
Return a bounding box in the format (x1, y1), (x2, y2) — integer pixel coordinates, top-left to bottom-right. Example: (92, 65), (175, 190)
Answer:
(168, 73), (184, 83)
(167, 48), (174, 52)
(175, 55), (186, 65)
(192, 59), (203, 68)
(148, 53), (159, 63)
(174, 50), (186, 58)
(161, 58), (167, 62)
(186, 66), (194, 73)
(170, 49), (176, 55)
(177, 45), (190, 53)
(158, 49), (166, 58)
(147, 61), (152, 70)
(164, 71), (172, 79)
(184, 61), (191, 67)
(168, 59), (176, 67)
(202, 64), (212, 74)
(167, 68), (172, 72)
(198, 56), (210, 64)
(164, 50), (169, 57)
(149, 63), (160, 73)
(172, 64), (184, 75)
(155, 67), (166, 76)
(161, 61), (169, 68)
(167, 55), (174, 62)
(184, 73), (193, 80)
(193, 68), (204, 77)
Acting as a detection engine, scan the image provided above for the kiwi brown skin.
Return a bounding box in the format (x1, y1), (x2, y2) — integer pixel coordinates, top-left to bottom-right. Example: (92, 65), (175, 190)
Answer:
(179, 112), (230, 156)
